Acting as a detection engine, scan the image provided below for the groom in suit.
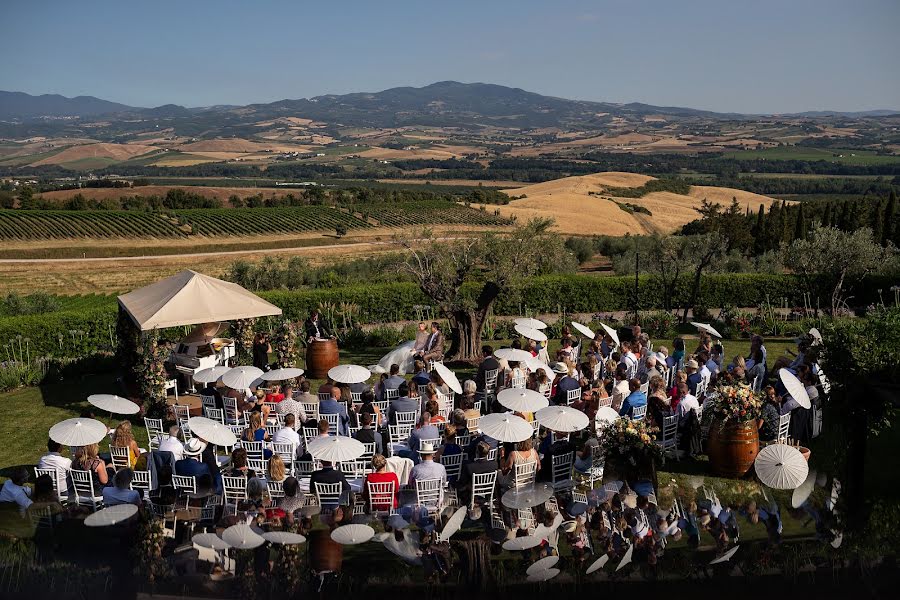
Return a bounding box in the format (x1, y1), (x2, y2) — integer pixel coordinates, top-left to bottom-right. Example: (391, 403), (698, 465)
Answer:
(422, 321), (445, 363)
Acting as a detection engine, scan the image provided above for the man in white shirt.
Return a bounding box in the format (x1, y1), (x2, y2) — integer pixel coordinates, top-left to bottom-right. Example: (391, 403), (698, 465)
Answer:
(0, 468), (32, 514)
(619, 341), (638, 378)
(676, 383), (700, 425)
(273, 413), (302, 457)
(37, 439), (72, 495)
(276, 384), (307, 426)
(158, 425), (185, 461)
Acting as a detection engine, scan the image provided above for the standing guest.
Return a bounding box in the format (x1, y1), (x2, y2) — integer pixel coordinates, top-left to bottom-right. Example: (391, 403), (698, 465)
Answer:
(102, 468), (142, 507)
(0, 467), (32, 514)
(37, 439), (71, 496)
(354, 412), (383, 456)
(708, 344), (724, 377)
(304, 310), (331, 341)
(749, 335), (768, 374)
(276, 384), (307, 426)
(408, 443), (447, 487)
(413, 322), (431, 356)
(474, 345), (501, 395)
(319, 387), (350, 436)
(159, 425), (185, 461)
(422, 322), (445, 364)
(252, 332), (272, 372)
(365, 454), (400, 510)
(380, 364), (406, 401)
(619, 341), (638, 377)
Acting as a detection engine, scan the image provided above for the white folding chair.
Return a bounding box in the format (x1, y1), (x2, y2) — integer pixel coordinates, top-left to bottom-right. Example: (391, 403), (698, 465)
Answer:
(247, 458), (268, 476)
(109, 445), (132, 471)
(631, 405), (647, 421)
(272, 442), (297, 471)
(639, 382), (650, 396)
(302, 426), (319, 445)
(243, 441), (265, 461)
(314, 481), (343, 508)
(466, 416), (481, 433)
(384, 388), (400, 401)
(440, 453), (464, 483)
(513, 460), (537, 490)
(389, 424), (412, 447)
(470, 471), (497, 510)
(222, 475), (248, 514)
(70, 470), (104, 511)
(144, 417), (164, 450)
(511, 375), (526, 389)
(350, 391), (362, 404)
(34, 467), (68, 503)
(539, 384), (552, 399)
(205, 407), (225, 424)
(566, 388), (582, 406)
(173, 474), (198, 499)
(597, 395), (613, 408)
(295, 461), (316, 477)
(551, 451), (575, 491)
(656, 414), (679, 463)
(777, 413), (792, 443)
(173, 404), (191, 427)
(200, 395), (217, 416)
(265, 424), (280, 439)
(477, 369), (499, 406)
(360, 442), (376, 461)
(223, 397), (246, 427)
(302, 402), (320, 422)
(267, 479), (285, 500)
(323, 412), (341, 436)
(318, 392), (331, 403)
(487, 447), (499, 462)
(367, 479), (397, 516)
(456, 433), (471, 448)
(415, 478), (444, 514)
(395, 410), (418, 426)
(130, 470), (152, 499)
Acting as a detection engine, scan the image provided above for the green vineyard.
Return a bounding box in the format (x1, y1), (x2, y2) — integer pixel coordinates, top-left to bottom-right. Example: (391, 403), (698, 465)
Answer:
(0, 202), (512, 240)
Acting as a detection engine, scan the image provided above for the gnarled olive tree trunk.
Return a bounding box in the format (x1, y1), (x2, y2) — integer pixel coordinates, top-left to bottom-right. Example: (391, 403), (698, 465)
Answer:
(445, 282), (498, 362)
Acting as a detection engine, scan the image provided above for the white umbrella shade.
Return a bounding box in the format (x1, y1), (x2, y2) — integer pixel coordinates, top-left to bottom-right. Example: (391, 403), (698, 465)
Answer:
(84, 504), (138, 527)
(221, 366), (264, 390)
(809, 327), (823, 343)
(524, 357), (556, 382)
(479, 413), (534, 443)
(515, 324), (548, 342)
(440, 506), (467, 541)
(527, 568), (560, 582)
(586, 554), (609, 574)
(331, 524), (375, 545)
(526, 555), (560, 576)
(433, 362), (462, 395)
(570, 321), (595, 339)
(599, 323), (619, 346)
(188, 416), (237, 447)
(595, 406), (620, 427)
(222, 524), (265, 549)
(691, 322), (723, 338)
(779, 368), (811, 409)
(494, 348), (534, 363)
(515, 317), (547, 330)
(49, 418), (107, 447)
(260, 368), (305, 382)
(328, 364), (371, 384)
(791, 469), (818, 508)
(498, 388), (549, 413)
(615, 544), (634, 571)
(502, 535), (543, 551)
(710, 545), (740, 565)
(535, 406), (590, 433)
(193, 366), (231, 384)
(262, 531), (307, 545)
(754, 443), (809, 489)
(501, 483), (555, 509)
(87, 394), (139, 415)
(384, 530), (423, 564)
(192, 533), (231, 550)
(307, 435), (365, 463)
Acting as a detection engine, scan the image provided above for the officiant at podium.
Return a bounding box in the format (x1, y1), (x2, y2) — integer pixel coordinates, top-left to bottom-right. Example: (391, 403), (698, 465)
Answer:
(304, 310), (339, 379)
(304, 310), (334, 342)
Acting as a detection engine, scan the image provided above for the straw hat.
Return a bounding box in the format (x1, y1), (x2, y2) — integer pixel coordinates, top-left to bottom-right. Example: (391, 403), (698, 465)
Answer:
(184, 437), (205, 457)
(418, 442), (437, 455)
(686, 359), (699, 370)
(551, 362), (569, 375)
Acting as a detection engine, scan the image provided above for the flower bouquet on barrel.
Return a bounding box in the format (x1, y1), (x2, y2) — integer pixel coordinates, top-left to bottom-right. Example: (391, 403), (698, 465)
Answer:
(704, 383), (764, 478)
(598, 417), (662, 483)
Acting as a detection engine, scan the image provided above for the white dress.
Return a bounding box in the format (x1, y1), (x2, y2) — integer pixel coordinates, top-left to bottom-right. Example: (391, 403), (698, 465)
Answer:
(372, 340), (416, 375)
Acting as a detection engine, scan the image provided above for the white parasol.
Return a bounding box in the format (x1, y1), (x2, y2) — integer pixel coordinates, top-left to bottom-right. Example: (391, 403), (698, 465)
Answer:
(192, 532), (230, 550)
(84, 503), (138, 527)
(595, 406), (620, 427)
(524, 357), (556, 382)
(586, 554), (609, 574)
(535, 405), (590, 433)
(527, 568), (560, 582)
(49, 418), (107, 447)
(502, 535), (543, 551)
(331, 524), (375, 545)
(433, 362), (462, 395)
(188, 416), (237, 447)
(501, 482), (555, 510)
(260, 367), (305, 382)
(439, 506), (467, 541)
(570, 321), (595, 339)
(498, 388), (549, 413)
(193, 365), (231, 384)
(221, 366), (264, 390)
(478, 413), (534, 443)
(779, 368), (811, 409)
(754, 443), (809, 489)
(615, 544), (634, 571)
(222, 523), (265, 549)
(526, 555), (560, 576)
(307, 435), (365, 462)
(691, 322), (723, 338)
(599, 322), (619, 346)
(709, 545), (740, 565)
(515, 317), (547, 330)
(327, 364), (371, 384)
(87, 394), (139, 415)
(262, 531), (307, 545)
(384, 529), (422, 564)
(808, 327), (823, 344)
(494, 348), (534, 363)
(791, 469), (818, 508)
(515, 324), (548, 342)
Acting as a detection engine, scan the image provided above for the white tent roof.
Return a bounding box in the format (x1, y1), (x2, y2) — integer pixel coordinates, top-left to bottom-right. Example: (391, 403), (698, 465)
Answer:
(117, 270), (282, 331)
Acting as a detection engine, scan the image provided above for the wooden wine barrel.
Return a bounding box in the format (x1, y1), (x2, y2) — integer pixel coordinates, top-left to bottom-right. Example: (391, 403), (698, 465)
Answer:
(306, 339), (339, 379)
(707, 420), (759, 478)
(308, 529), (343, 573)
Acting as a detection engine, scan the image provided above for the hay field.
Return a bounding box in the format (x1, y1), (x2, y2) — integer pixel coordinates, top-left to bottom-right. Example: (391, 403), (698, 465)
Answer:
(29, 142), (156, 166)
(178, 139), (300, 153)
(359, 147), (462, 160)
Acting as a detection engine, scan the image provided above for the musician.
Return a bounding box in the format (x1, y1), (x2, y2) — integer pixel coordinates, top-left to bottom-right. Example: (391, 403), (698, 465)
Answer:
(304, 310), (333, 342)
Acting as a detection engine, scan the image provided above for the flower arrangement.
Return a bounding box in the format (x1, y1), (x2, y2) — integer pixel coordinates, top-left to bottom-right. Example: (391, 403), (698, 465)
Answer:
(231, 317), (257, 363)
(598, 416), (662, 467)
(136, 329), (169, 418)
(705, 383), (763, 427)
(274, 319), (299, 367)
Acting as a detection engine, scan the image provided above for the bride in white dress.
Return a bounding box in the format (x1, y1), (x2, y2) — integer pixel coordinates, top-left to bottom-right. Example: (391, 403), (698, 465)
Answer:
(370, 322), (430, 375)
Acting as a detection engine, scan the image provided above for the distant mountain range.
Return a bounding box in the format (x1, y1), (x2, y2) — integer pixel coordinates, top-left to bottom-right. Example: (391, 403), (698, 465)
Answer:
(1, 82), (897, 127)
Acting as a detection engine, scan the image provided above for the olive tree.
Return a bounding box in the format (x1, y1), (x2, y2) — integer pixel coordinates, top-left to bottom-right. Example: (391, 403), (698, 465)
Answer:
(400, 219), (576, 361)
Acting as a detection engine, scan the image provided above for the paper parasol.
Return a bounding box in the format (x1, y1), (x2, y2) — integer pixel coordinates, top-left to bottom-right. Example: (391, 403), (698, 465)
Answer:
(222, 523), (265, 549)
(192, 532), (230, 550)
(599, 323), (619, 346)
(502, 535), (543, 551)
(515, 317), (547, 330)
(527, 568), (560, 582)
(494, 348), (534, 363)
(615, 544), (634, 571)
(49, 418), (107, 447)
(535, 405), (590, 433)
(526, 555), (560, 576)
(709, 544), (740, 565)
(779, 368), (811, 409)
(501, 482), (555, 510)
(87, 394), (139, 415)
(570, 321), (595, 339)
(84, 504), (138, 527)
(515, 324), (548, 342)
(262, 531), (307, 545)
(498, 388), (549, 413)
(479, 413), (534, 443)
(328, 364), (371, 384)
(307, 435), (365, 463)
(754, 443), (809, 489)
(791, 469), (818, 508)
(691, 322), (722, 338)
(331, 524), (375, 545)
(586, 554), (609, 574)
(188, 416), (237, 447)
(439, 506), (467, 541)
(433, 362), (462, 395)
(221, 366), (264, 390)
(193, 366), (230, 384)
(595, 406), (620, 427)
(260, 367), (305, 381)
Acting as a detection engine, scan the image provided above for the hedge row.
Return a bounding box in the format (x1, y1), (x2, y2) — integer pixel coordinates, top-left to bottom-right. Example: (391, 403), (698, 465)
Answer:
(1, 273), (890, 360)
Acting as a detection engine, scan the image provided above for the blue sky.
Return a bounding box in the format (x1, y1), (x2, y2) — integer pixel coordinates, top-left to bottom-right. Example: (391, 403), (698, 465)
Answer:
(2, 0), (898, 113)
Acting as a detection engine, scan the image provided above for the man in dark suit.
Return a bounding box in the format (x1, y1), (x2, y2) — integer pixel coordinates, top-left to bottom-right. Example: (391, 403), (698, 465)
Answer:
(539, 431), (575, 482)
(174, 438), (213, 489)
(200, 381), (225, 410)
(422, 322), (445, 363)
(318, 387), (350, 436)
(388, 382), (420, 424)
(379, 364), (406, 401)
(309, 461), (351, 507)
(304, 310), (332, 341)
(457, 441), (499, 506)
(353, 412), (383, 456)
(474, 345), (501, 395)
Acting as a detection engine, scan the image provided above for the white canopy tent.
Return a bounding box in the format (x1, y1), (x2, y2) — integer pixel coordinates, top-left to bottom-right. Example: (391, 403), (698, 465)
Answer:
(117, 270), (282, 331)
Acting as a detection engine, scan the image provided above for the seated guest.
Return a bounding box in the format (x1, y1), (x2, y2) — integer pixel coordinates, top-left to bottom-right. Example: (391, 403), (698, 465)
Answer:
(675, 383), (700, 427)
(612, 364), (631, 401)
(685, 359), (702, 395)
(102, 468), (142, 507)
(265, 384), (285, 403)
(539, 431), (574, 480)
(357, 389), (384, 429)
(278, 476), (305, 525)
(619, 378), (647, 418)
(552, 362), (579, 405)
(404, 412), (440, 462)
(318, 376), (335, 398)
(758, 386), (782, 442)
(27, 475), (63, 522)
(273, 413), (302, 456)
(318, 387), (350, 436)
(457, 441), (499, 505)
(310, 461), (351, 507)
(0, 467), (32, 514)
(37, 438), (71, 496)
(426, 398), (446, 425)
(638, 355), (663, 384)
(159, 425), (185, 461)
(298, 419), (332, 462)
(574, 434), (600, 473)
(276, 384), (307, 425)
(242, 412), (273, 458)
(460, 379), (478, 411)
(174, 438), (213, 488)
(365, 454), (400, 511)
(110, 421), (142, 469)
(223, 447), (256, 479)
(435, 424), (463, 468)
(411, 360), (431, 387)
(504, 360), (526, 389)
(294, 380), (317, 405)
(268, 454), (287, 483)
(408, 442), (447, 487)
(421, 322), (445, 363)
(388, 382), (420, 424)
(474, 345), (501, 395)
(73, 443), (110, 487)
(201, 380), (225, 409)
(380, 364), (406, 401)
(354, 412), (383, 456)
(647, 382), (673, 430)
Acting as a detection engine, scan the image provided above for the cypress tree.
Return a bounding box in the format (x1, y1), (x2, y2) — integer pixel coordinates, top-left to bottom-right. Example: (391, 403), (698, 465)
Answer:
(793, 202), (807, 241)
(871, 200), (885, 245)
(767, 202), (781, 251)
(821, 202), (832, 228)
(884, 189), (897, 245)
(839, 203), (852, 231)
(753, 204), (766, 255)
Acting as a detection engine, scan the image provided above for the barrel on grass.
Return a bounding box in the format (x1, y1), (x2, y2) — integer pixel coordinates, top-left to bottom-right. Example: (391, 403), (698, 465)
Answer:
(707, 420), (760, 478)
(306, 338), (339, 380)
